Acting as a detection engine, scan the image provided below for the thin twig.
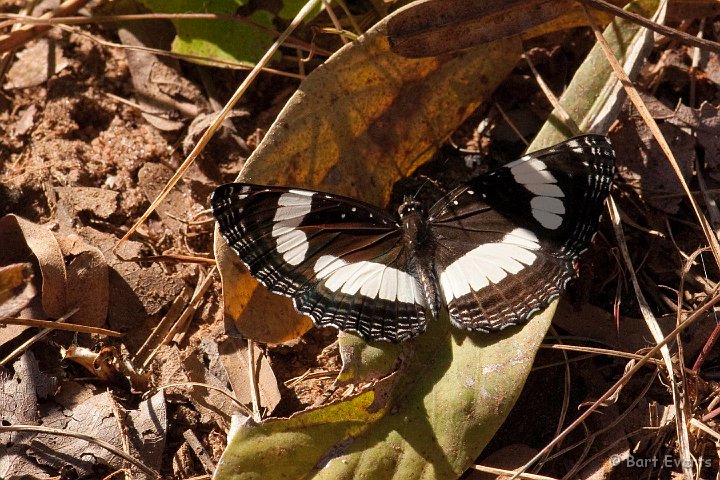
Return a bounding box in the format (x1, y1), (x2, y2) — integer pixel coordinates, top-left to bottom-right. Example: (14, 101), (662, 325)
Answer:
(0, 317), (122, 337)
(0, 308), (79, 366)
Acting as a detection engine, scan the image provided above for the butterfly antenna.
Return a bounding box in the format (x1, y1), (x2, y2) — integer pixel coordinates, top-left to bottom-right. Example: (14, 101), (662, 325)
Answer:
(412, 175), (442, 200)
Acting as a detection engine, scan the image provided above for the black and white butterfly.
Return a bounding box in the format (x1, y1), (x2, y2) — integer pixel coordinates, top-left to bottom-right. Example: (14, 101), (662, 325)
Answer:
(212, 134), (615, 342)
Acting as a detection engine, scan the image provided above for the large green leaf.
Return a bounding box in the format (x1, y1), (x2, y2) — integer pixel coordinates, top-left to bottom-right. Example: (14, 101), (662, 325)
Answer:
(215, 307), (555, 480)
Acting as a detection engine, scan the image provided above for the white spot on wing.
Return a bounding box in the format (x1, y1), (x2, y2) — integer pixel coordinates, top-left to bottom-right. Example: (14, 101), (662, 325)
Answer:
(507, 153), (568, 228)
(271, 192), (314, 265)
(438, 228), (541, 301)
(531, 196), (565, 214)
(314, 255), (423, 304)
(531, 196), (565, 229)
(524, 183), (564, 197)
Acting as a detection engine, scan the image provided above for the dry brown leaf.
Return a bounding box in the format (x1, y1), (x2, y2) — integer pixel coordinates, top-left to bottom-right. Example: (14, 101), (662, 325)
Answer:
(116, 10), (202, 131)
(0, 263), (35, 318)
(672, 102), (720, 172)
(0, 352), (58, 479)
(4, 38), (68, 90)
(218, 336), (281, 415)
(0, 216), (107, 331)
(77, 227), (185, 333)
(218, 239), (312, 343)
(0, 215), (66, 318)
(55, 233), (109, 328)
(611, 106), (695, 214)
(387, 0), (575, 57)
(29, 390), (166, 478)
(183, 350), (233, 426)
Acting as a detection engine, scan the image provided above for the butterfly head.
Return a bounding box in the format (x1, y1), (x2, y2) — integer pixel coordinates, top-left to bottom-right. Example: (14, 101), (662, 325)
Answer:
(398, 196), (427, 245)
(398, 196), (424, 217)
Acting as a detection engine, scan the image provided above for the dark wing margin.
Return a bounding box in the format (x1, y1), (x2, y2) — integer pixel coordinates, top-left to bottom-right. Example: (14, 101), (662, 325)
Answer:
(212, 183), (429, 342)
(428, 134), (615, 332)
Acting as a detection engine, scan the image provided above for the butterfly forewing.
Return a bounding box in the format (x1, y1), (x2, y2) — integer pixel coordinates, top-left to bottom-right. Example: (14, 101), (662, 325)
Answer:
(212, 184), (430, 342)
(428, 134), (615, 332)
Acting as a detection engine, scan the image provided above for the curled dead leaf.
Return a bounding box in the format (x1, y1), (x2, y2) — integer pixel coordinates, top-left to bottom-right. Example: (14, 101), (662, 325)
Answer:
(0, 215), (109, 333)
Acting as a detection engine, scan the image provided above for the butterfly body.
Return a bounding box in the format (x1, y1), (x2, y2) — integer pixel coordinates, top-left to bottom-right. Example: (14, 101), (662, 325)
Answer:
(212, 135), (615, 342)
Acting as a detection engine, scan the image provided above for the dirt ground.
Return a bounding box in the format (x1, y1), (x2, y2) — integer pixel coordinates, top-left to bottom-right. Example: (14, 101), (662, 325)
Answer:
(2, 1), (720, 479)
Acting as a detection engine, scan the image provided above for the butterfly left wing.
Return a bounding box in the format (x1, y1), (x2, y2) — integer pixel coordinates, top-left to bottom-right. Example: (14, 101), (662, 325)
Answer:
(212, 183), (430, 342)
(428, 134), (615, 332)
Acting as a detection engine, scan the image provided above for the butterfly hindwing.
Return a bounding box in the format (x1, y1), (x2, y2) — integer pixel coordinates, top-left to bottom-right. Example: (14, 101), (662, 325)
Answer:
(428, 134), (615, 332)
(211, 184), (429, 341)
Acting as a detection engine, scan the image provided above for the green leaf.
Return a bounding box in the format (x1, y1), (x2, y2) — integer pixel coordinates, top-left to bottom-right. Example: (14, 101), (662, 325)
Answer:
(140, 0), (276, 66)
(278, 0), (316, 20)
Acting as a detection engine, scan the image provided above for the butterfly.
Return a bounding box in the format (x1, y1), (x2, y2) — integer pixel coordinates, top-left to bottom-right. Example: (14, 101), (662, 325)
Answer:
(212, 134), (615, 342)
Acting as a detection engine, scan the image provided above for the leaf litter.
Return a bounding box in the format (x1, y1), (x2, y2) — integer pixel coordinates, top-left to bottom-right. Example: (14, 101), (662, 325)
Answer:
(2, 1), (720, 479)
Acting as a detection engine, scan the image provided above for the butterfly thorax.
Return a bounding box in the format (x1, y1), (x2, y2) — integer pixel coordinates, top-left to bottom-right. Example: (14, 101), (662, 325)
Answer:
(398, 197), (428, 246)
(398, 196), (440, 318)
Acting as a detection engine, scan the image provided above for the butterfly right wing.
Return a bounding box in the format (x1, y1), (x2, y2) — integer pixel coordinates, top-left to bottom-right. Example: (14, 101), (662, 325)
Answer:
(427, 135), (615, 332)
(212, 183), (429, 342)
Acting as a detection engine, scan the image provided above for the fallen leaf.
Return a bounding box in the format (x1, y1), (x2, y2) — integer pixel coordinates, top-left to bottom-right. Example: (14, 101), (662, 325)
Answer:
(76, 226), (185, 333)
(611, 107), (695, 214)
(4, 38), (68, 90)
(672, 102), (720, 172)
(0, 352), (58, 479)
(387, 0), (576, 58)
(218, 336), (281, 416)
(0, 216), (107, 329)
(116, 10), (201, 131)
(0, 263), (35, 318)
(0, 215), (66, 318)
(55, 232), (109, 328)
(29, 390), (166, 478)
(183, 350), (233, 427)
